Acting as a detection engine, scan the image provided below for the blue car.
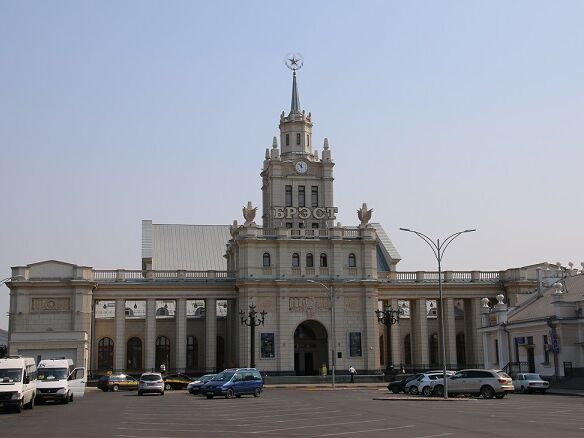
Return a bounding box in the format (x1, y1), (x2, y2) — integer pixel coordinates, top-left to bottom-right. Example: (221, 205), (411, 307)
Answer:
(201, 368), (264, 399)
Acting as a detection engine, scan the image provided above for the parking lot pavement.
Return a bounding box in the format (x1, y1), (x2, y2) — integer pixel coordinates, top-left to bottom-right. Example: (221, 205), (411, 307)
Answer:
(1, 388), (584, 437)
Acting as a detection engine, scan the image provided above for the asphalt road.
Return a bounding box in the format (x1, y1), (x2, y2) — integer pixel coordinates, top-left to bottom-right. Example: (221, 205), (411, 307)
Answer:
(1, 387), (583, 437)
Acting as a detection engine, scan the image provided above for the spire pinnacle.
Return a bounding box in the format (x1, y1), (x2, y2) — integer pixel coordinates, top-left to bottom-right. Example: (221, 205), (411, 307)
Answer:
(285, 53), (303, 114)
(290, 71), (300, 113)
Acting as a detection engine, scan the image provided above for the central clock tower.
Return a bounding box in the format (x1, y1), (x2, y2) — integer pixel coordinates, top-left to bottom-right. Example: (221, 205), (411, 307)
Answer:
(261, 63), (336, 230)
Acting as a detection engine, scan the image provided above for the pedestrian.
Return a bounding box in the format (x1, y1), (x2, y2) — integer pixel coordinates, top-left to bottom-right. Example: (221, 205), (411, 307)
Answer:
(160, 363), (166, 376)
(349, 365), (356, 383)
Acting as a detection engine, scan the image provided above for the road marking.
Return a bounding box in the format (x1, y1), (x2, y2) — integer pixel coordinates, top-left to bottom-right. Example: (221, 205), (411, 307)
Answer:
(413, 434), (454, 438)
(309, 425), (415, 437)
(248, 419), (386, 433)
(122, 407), (336, 420)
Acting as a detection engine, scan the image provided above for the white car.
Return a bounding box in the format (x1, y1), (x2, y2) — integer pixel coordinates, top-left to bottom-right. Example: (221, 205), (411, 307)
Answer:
(413, 371), (455, 396)
(513, 373), (549, 394)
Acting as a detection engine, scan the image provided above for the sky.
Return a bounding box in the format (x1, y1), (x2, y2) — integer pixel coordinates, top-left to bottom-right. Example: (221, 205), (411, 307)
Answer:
(1, 1), (583, 330)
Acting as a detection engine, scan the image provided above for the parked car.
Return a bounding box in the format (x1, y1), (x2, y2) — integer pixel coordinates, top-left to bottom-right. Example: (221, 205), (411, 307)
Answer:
(138, 372), (164, 396)
(431, 369), (514, 399)
(201, 368), (264, 399)
(162, 373), (193, 390)
(415, 371), (455, 396)
(97, 374), (139, 392)
(188, 374), (216, 395)
(513, 373), (549, 394)
(0, 356), (37, 413)
(387, 374), (422, 394)
(36, 359), (86, 404)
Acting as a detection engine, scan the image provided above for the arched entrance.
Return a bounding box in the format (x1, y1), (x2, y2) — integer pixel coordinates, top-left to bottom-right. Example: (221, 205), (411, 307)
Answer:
(294, 320), (328, 376)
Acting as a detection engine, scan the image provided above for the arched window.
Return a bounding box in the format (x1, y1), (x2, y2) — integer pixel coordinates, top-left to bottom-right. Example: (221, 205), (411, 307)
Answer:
(379, 335), (385, 367)
(348, 253), (356, 268)
(127, 337), (142, 371)
(186, 336), (198, 370)
(456, 333), (466, 367)
(320, 253), (328, 268)
(97, 337), (114, 371)
(292, 253), (300, 267)
(306, 253), (314, 268)
(155, 336), (171, 371)
(216, 336), (225, 372)
(263, 252), (271, 267)
(156, 305), (169, 316)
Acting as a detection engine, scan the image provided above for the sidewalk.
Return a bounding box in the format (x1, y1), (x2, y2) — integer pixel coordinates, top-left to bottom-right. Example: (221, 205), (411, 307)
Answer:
(547, 388), (584, 397)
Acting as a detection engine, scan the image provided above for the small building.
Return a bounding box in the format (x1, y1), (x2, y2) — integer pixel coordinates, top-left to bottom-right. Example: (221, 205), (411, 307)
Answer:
(479, 268), (584, 378)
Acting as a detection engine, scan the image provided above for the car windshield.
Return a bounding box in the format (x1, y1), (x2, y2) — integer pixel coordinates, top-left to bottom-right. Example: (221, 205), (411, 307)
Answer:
(212, 371), (235, 382)
(522, 373), (541, 380)
(0, 369), (22, 382)
(38, 368), (68, 381)
(141, 375), (161, 382)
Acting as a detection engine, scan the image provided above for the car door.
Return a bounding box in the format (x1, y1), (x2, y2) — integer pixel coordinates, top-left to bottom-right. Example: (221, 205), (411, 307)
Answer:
(449, 371), (468, 393)
(231, 373), (244, 394)
(68, 367), (86, 398)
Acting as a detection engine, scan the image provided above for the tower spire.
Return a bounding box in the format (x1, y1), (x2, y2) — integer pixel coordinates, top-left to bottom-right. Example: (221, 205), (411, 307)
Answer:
(290, 71), (300, 113)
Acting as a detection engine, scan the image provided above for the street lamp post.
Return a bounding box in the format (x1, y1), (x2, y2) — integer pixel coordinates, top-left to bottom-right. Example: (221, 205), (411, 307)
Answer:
(307, 280), (336, 389)
(375, 304), (403, 378)
(239, 303), (267, 369)
(399, 227), (476, 399)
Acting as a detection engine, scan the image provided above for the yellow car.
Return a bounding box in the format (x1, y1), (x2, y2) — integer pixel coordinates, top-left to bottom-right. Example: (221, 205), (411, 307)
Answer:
(97, 374), (139, 392)
(163, 373), (193, 390)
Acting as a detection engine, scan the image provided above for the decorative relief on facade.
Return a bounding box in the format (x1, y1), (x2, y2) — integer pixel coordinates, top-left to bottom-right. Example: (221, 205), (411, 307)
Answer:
(344, 297), (361, 312)
(255, 297), (277, 312)
(31, 298), (70, 312)
(289, 297), (330, 317)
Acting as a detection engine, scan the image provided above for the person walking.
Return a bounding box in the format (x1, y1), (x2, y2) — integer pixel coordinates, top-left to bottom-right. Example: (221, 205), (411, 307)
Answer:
(349, 365), (356, 383)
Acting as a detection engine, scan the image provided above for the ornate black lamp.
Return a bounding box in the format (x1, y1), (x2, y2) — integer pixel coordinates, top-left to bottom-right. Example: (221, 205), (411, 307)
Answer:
(239, 303), (267, 368)
(375, 304), (403, 377)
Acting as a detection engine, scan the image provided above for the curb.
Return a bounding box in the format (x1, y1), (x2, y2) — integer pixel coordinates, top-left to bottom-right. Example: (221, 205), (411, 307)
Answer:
(374, 397), (477, 401)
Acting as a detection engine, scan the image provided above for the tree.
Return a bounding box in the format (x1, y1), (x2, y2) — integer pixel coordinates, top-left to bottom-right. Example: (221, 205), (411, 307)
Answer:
(0, 344), (7, 358)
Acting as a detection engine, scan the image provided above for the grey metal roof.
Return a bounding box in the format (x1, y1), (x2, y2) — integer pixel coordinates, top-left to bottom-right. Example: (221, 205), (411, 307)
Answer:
(371, 223), (401, 270)
(143, 221), (231, 271)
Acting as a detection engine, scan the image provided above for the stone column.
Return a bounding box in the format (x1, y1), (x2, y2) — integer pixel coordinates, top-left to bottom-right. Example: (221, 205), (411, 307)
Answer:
(145, 299), (156, 371)
(444, 298), (457, 367)
(114, 299), (126, 372)
(205, 298), (217, 372)
(277, 289), (292, 372)
(364, 287), (379, 372)
(226, 300), (234, 366)
(390, 298), (402, 369)
(175, 298), (186, 373)
(412, 299), (429, 369)
(465, 298), (484, 367)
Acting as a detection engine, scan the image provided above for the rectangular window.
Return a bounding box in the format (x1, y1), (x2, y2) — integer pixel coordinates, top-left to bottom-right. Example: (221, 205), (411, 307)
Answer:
(349, 332), (362, 357)
(285, 222), (293, 228)
(307, 134), (310, 147)
(311, 186), (318, 207)
(543, 335), (550, 363)
(296, 133), (301, 145)
(298, 186), (305, 207)
(285, 185), (292, 207)
(286, 134), (289, 146)
(261, 333), (275, 358)
(312, 223), (319, 229)
(495, 339), (499, 363)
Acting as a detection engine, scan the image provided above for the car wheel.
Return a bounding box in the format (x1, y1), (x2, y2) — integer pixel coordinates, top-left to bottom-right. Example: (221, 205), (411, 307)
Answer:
(160, 391), (164, 396)
(391, 387), (399, 394)
(206, 394), (214, 399)
(253, 387), (262, 398)
(521, 386), (528, 394)
(165, 383), (172, 390)
(101, 388), (108, 392)
(26, 396), (34, 409)
(138, 391), (143, 396)
(433, 385), (444, 398)
(409, 386), (419, 395)
(236, 395), (242, 398)
(494, 393), (506, 399)
(15, 399), (23, 413)
(422, 386), (432, 397)
(70, 393), (74, 403)
(226, 389), (235, 399)
(112, 384), (119, 392)
(63, 395), (69, 404)
(480, 385), (495, 399)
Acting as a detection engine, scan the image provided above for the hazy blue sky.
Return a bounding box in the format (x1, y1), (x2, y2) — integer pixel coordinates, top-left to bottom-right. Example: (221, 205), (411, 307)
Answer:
(1, 1), (583, 329)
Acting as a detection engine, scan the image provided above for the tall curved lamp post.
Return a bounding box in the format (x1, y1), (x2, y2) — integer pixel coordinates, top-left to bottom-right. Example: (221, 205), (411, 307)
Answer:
(375, 304), (403, 377)
(307, 279), (336, 389)
(239, 303), (266, 368)
(399, 227), (476, 399)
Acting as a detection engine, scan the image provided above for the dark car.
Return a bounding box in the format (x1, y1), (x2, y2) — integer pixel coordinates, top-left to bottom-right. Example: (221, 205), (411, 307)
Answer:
(201, 368), (264, 399)
(163, 373), (193, 390)
(187, 374), (216, 395)
(387, 374), (422, 394)
(97, 374), (139, 392)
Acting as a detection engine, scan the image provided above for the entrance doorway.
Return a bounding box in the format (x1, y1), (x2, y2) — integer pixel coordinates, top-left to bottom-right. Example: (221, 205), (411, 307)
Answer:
(294, 320), (328, 376)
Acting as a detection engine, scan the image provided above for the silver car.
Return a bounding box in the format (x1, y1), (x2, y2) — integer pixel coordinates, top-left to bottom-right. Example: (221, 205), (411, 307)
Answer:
(513, 373), (549, 394)
(138, 372), (164, 396)
(431, 369), (514, 399)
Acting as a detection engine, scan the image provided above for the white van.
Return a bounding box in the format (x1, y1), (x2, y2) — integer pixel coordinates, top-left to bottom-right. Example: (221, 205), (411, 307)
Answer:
(36, 359), (86, 404)
(0, 356), (37, 413)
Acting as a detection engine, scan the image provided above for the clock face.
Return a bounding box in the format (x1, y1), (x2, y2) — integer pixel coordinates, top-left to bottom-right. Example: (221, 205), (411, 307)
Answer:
(295, 160), (308, 174)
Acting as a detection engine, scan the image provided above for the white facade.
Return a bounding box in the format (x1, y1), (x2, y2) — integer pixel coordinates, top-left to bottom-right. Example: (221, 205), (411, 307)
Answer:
(6, 67), (546, 376)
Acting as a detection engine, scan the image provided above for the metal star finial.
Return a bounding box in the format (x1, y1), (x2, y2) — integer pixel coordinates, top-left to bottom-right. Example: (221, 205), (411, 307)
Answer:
(285, 53), (304, 71)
